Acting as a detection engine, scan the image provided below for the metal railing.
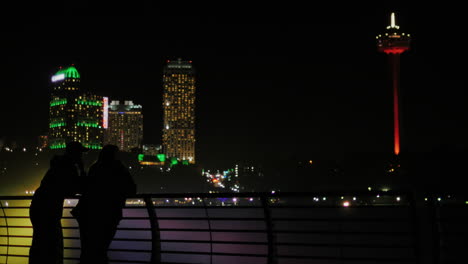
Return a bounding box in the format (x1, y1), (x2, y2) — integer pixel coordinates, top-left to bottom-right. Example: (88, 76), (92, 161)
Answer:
(1, 191), (466, 264)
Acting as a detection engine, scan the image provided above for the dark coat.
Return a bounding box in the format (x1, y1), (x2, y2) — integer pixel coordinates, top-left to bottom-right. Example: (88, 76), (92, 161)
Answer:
(72, 159), (136, 224)
(31, 154), (83, 219)
(29, 154), (84, 264)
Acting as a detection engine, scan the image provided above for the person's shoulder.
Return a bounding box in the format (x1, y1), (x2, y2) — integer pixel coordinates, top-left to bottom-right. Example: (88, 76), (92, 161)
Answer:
(50, 154), (67, 165)
(88, 162), (101, 171)
(114, 160), (128, 169)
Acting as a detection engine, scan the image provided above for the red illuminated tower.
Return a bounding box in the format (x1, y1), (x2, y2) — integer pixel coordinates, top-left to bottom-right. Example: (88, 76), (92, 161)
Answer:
(377, 12), (411, 156)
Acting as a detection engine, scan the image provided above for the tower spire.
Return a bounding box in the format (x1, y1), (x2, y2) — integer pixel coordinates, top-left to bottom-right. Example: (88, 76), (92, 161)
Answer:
(387, 12), (400, 29)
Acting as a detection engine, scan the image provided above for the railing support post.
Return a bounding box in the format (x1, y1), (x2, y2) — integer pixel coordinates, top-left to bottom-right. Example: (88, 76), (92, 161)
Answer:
(144, 195), (161, 264)
(409, 191), (422, 264)
(261, 196), (276, 264)
(430, 197), (441, 264)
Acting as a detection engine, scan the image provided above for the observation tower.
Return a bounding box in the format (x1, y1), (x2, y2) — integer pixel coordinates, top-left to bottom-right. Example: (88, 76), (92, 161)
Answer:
(376, 12), (411, 156)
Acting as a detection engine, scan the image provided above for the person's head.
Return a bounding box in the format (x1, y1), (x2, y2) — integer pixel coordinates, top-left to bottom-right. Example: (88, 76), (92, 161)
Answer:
(65, 141), (89, 160)
(98, 144), (120, 163)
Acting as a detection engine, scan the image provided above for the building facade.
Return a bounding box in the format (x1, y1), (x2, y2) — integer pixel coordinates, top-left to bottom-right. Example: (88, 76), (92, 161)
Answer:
(162, 58), (196, 164)
(48, 65), (105, 150)
(104, 100), (143, 152)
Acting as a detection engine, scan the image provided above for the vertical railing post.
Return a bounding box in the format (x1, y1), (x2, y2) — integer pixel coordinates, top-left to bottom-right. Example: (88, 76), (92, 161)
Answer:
(431, 196), (441, 264)
(202, 198), (213, 264)
(408, 191), (422, 264)
(143, 195), (161, 264)
(261, 195), (276, 264)
(0, 200), (10, 264)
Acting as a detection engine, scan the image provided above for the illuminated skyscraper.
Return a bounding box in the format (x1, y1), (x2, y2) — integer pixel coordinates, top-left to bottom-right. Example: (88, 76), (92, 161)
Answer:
(104, 100), (143, 152)
(162, 58), (196, 164)
(48, 65), (105, 150)
(376, 12), (411, 156)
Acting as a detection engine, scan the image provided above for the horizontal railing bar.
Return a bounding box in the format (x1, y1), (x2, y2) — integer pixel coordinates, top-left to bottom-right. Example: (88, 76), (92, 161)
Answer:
(276, 255), (416, 262)
(160, 250), (267, 257)
(107, 260), (150, 264)
(157, 239), (268, 245)
(437, 218), (468, 222)
(0, 205), (414, 210)
(0, 254), (151, 263)
(0, 225), (415, 235)
(0, 216), (415, 223)
(0, 235), (32, 238)
(438, 232), (468, 236)
(0, 242), (416, 249)
(0, 207), (32, 209)
(270, 205), (412, 208)
(0, 253), (29, 258)
(0, 244), (30, 248)
(1, 218), (415, 223)
(274, 230), (412, 235)
(275, 242), (416, 248)
(0, 190), (415, 200)
(272, 218), (412, 221)
(0, 253), (416, 262)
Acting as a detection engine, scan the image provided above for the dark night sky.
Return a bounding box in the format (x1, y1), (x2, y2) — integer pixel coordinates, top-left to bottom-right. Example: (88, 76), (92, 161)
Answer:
(1, 2), (467, 168)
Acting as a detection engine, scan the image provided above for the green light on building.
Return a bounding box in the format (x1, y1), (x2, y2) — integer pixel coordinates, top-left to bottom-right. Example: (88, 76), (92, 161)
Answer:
(77, 99), (103, 106)
(138, 154), (144, 162)
(76, 121), (101, 128)
(82, 143), (102, 150)
(49, 121), (66, 128)
(50, 143), (66, 149)
(182, 160), (189, 165)
(50, 98), (67, 107)
(55, 66), (81, 79)
(157, 154), (166, 162)
(170, 157), (178, 167)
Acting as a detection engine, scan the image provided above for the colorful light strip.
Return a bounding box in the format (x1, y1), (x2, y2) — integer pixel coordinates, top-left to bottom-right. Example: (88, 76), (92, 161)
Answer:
(103, 97), (109, 129)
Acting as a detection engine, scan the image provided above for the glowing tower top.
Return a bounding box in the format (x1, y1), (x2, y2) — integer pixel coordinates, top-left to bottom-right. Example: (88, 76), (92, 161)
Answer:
(376, 12), (411, 54)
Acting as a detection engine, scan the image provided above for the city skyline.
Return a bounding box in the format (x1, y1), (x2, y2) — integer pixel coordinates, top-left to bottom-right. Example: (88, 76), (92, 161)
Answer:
(1, 3), (467, 169)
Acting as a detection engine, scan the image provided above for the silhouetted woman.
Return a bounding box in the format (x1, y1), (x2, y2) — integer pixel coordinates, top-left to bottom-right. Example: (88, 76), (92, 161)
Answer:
(29, 141), (88, 264)
(71, 144), (136, 264)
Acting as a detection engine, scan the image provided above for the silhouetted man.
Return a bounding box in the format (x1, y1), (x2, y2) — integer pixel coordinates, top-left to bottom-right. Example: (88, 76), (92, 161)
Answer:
(71, 144), (136, 264)
(29, 141), (89, 264)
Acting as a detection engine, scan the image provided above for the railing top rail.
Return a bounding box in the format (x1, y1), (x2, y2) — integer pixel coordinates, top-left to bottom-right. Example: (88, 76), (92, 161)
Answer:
(0, 190), (417, 200)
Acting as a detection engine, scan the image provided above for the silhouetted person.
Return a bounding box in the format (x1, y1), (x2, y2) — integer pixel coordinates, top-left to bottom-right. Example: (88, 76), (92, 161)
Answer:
(71, 144), (136, 264)
(29, 141), (89, 264)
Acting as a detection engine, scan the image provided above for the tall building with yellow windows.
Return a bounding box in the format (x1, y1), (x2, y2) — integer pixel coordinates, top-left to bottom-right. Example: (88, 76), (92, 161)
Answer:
(48, 65), (105, 150)
(162, 58), (196, 164)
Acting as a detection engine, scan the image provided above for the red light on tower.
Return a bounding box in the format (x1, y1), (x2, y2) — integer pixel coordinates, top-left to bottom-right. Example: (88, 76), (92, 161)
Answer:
(376, 12), (411, 156)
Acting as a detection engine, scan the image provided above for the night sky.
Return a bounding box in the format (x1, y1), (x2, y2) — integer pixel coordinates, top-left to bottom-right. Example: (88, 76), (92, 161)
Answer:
(1, 3), (467, 168)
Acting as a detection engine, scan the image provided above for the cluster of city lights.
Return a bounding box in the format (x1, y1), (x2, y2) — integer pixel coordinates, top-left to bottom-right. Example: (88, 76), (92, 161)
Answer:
(1, 147), (32, 152)
(203, 168), (239, 192)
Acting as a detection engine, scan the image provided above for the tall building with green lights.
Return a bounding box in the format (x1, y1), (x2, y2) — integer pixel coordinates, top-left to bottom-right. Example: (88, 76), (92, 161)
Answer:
(104, 100), (143, 152)
(162, 58), (196, 164)
(48, 65), (105, 150)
